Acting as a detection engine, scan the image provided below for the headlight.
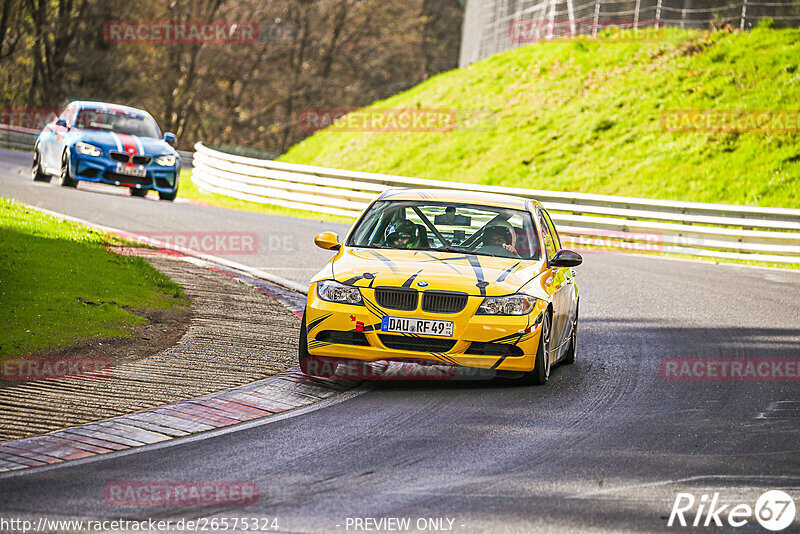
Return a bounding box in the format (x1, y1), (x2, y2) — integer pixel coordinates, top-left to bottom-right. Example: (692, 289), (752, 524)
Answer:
(317, 280), (363, 305)
(156, 155), (177, 166)
(477, 294), (537, 316)
(75, 142), (102, 157)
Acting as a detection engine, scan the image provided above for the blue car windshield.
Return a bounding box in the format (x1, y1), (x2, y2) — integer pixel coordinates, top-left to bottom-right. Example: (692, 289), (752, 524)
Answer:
(75, 109), (161, 138)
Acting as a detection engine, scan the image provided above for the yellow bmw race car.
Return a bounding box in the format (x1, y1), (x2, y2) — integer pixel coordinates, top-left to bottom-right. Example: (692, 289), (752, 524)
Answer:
(300, 188), (582, 385)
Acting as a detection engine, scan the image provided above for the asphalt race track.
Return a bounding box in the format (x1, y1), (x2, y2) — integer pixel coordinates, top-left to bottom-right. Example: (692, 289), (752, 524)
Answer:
(1, 147), (800, 533)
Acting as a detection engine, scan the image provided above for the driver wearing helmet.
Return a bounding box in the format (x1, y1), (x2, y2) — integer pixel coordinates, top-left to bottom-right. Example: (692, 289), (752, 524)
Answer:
(480, 225), (519, 256)
(384, 219), (420, 249)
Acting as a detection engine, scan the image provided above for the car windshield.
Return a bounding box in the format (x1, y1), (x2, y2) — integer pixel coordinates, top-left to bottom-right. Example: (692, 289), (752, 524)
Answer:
(348, 200), (541, 260)
(74, 109), (161, 138)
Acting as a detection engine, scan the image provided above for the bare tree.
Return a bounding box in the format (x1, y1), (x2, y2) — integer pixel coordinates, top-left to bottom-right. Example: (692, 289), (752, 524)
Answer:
(24, 0), (90, 107)
(0, 0), (464, 153)
(0, 0), (23, 60)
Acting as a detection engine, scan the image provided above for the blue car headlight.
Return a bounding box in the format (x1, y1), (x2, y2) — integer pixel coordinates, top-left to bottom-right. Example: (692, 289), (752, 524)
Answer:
(477, 294), (537, 316)
(155, 155), (177, 166)
(317, 280), (363, 305)
(75, 142), (102, 157)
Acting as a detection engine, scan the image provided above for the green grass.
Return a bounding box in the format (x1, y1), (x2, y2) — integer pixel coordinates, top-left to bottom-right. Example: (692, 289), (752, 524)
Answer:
(0, 198), (188, 357)
(281, 25), (800, 208)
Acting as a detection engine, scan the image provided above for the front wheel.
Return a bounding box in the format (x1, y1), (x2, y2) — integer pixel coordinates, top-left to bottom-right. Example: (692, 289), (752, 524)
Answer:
(32, 146), (50, 182)
(158, 190), (177, 202)
(562, 302), (578, 365)
(520, 310), (552, 385)
(59, 151), (78, 188)
(298, 311), (338, 378)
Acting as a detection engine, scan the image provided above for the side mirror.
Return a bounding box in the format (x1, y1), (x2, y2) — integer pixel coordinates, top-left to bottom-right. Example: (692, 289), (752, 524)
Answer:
(551, 249), (582, 268)
(55, 119), (68, 128)
(164, 132), (177, 146)
(314, 232), (341, 251)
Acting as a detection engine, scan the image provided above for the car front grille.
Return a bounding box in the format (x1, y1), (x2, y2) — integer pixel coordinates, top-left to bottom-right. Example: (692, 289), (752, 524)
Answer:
(464, 341), (524, 357)
(375, 288), (418, 311)
(315, 330), (370, 346)
(422, 291), (468, 314)
(378, 334), (456, 353)
(109, 151), (152, 165)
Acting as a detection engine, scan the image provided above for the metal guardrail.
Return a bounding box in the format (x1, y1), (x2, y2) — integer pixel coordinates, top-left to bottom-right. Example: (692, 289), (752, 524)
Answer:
(203, 142), (794, 264)
(0, 124), (194, 168)
(191, 142), (800, 263)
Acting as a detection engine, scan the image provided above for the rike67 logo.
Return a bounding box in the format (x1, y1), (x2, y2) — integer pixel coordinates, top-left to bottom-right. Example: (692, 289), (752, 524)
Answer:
(668, 490), (796, 531)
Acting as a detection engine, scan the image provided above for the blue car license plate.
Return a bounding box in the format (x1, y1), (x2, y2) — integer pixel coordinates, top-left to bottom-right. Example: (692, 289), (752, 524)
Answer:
(116, 163), (147, 178)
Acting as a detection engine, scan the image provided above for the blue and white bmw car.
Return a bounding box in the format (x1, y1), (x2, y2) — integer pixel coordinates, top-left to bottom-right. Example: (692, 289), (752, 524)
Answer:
(32, 101), (181, 201)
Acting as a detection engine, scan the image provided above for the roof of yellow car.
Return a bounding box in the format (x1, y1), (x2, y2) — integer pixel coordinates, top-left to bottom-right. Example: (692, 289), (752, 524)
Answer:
(378, 188), (538, 210)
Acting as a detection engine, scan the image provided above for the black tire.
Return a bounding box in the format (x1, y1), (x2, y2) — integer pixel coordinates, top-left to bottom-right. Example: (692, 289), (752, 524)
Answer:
(130, 188), (148, 197)
(520, 310), (552, 385)
(158, 190), (177, 201)
(59, 151), (78, 188)
(562, 301), (578, 365)
(32, 146), (50, 182)
(298, 311), (338, 378)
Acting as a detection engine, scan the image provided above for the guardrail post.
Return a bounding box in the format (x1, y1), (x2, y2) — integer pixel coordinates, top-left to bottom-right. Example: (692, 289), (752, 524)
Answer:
(655, 0), (663, 28)
(740, 0), (748, 30)
(567, 0), (576, 36)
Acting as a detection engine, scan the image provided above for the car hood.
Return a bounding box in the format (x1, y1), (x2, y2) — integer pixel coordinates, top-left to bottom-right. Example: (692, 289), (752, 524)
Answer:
(331, 248), (544, 296)
(75, 130), (176, 156)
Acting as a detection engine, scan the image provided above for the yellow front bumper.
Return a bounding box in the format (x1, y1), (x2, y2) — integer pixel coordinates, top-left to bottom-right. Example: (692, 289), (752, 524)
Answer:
(304, 285), (546, 372)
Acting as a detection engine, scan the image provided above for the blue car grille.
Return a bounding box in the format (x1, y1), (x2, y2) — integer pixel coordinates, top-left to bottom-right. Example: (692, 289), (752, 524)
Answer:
(109, 151), (152, 165)
(109, 151), (129, 163)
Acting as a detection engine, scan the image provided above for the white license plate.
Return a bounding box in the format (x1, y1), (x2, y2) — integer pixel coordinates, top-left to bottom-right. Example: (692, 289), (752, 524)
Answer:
(116, 164), (147, 178)
(381, 316), (454, 337)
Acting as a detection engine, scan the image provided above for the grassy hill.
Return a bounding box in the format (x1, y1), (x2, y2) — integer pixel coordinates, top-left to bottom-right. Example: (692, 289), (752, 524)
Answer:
(281, 25), (800, 208)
